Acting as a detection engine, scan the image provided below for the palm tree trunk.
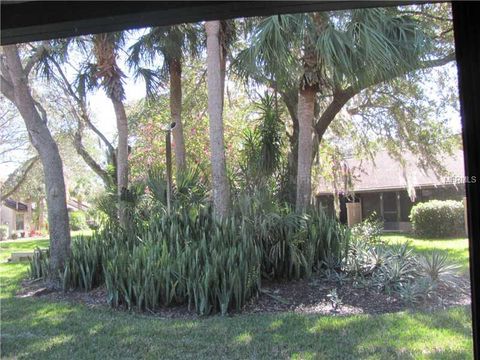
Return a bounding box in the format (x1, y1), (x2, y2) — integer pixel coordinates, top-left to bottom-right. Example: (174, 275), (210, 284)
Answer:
(2, 45), (71, 275)
(205, 20), (230, 218)
(219, 42), (227, 111)
(111, 98), (129, 226)
(169, 58), (187, 172)
(281, 89), (299, 205)
(93, 33), (129, 227)
(296, 85), (316, 213)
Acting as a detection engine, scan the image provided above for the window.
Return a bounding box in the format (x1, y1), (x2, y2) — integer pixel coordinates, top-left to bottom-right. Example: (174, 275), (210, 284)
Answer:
(15, 213), (24, 231)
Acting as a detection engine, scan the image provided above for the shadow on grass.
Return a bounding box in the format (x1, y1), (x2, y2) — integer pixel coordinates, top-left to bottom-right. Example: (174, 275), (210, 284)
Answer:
(1, 293), (473, 359)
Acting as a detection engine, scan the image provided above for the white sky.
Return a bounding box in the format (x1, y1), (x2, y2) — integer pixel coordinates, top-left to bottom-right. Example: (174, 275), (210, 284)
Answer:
(0, 34), (147, 179)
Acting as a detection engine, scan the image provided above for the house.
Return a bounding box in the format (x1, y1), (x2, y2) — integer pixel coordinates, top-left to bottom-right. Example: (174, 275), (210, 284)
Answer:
(0, 199), (33, 238)
(0, 196), (89, 239)
(316, 150), (466, 231)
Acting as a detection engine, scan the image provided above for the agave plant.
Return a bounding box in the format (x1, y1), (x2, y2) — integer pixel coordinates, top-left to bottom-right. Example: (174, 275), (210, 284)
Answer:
(418, 252), (460, 289)
(396, 277), (437, 305)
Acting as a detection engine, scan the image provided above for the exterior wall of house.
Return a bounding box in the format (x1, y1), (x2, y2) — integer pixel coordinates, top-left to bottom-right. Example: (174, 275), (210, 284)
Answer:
(0, 204), (30, 238)
(0, 205), (15, 237)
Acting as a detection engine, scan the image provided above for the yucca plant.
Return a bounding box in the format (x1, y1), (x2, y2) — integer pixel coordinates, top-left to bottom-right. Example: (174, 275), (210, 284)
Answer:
(29, 248), (49, 279)
(32, 195), (350, 315)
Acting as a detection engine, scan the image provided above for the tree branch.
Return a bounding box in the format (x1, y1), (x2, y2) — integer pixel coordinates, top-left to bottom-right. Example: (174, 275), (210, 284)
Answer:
(48, 55), (115, 153)
(0, 75), (15, 102)
(358, 53), (456, 93)
(73, 125), (112, 187)
(314, 53), (456, 140)
(398, 10), (452, 23)
(24, 45), (47, 76)
(0, 156), (39, 201)
(311, 53), (456, 162)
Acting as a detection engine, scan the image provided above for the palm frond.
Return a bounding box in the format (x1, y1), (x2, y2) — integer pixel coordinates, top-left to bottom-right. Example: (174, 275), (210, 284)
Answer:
(132, 67), (162, 98)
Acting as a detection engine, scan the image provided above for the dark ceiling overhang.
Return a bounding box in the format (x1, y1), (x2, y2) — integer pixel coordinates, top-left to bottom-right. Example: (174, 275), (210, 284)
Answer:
(1, 1), (418, 45)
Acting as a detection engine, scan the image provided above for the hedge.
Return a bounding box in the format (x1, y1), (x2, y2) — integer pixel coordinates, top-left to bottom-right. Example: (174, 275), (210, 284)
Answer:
(410, 200), (465, 238)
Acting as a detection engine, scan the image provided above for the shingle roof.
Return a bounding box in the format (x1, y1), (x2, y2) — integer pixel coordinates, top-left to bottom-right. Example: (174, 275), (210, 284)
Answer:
(316, 150), (465, 194)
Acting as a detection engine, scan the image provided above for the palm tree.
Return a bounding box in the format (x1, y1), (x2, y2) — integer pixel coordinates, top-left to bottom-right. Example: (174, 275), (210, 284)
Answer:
(92, 32), (129, 226)
(205, 20), (231, 218)
(129, 24), (201, 173)
(235, 8), (453, 212)
(1, 45), (71, 274)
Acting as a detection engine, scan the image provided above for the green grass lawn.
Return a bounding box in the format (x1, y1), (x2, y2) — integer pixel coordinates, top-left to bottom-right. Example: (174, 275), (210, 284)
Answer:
(381, 234), (470, 273)
(0, 230), (91, 263)
(0, 235), (473, 359)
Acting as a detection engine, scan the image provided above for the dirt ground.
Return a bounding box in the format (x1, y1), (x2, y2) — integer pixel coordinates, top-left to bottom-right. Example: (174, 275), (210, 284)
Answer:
(17, 273), (471, 319)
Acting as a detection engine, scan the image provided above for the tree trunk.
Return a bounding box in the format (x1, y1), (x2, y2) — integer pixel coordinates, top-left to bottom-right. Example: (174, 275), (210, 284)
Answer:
(38, 197), (45, 231)
(219, 40), (227, 111)
(205, 20), (230, 218)
(281, 89), (299, 205)
(2, 45), (71, 275)
(296, 86), (316, 213)
(169, 58), (187, 172)
(111, 98), (129, 226)
(93, 33), (129, 227)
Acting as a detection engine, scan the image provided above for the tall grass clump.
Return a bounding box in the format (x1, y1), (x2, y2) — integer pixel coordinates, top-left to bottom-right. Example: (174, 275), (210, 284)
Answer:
(102, 211), (261, 315)
(30, 203), (349, 315)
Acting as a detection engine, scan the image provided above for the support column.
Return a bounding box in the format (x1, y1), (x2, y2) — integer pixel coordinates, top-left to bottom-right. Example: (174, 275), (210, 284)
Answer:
(396, 191), (401, 223)
(452, 3), (480, 356)
(379, 193), (384, 219)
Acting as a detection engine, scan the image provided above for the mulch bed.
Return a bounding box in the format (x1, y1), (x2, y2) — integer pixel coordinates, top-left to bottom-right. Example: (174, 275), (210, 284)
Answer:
(16, 273), (471, 319)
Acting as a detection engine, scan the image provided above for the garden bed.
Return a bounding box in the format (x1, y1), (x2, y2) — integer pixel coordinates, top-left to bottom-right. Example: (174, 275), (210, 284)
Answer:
(16, 272), (471, 319)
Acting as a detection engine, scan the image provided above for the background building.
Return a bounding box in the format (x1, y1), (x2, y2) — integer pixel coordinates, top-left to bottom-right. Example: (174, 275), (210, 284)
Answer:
(316, 150), (466, 231)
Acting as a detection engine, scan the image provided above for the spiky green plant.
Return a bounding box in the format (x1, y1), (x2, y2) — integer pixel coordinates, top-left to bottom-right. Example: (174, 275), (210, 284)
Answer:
(418, 251), (460, 288)
(29, 248), (49, 279)
(32, 200), (350, 315)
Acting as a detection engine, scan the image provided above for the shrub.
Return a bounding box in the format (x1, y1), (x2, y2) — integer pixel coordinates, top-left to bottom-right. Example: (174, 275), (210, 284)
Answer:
(350, 214), (383, 245)
(0, 225), (8, 241)
(410, 200), (465, 238)
(69, 211), (88, 231)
